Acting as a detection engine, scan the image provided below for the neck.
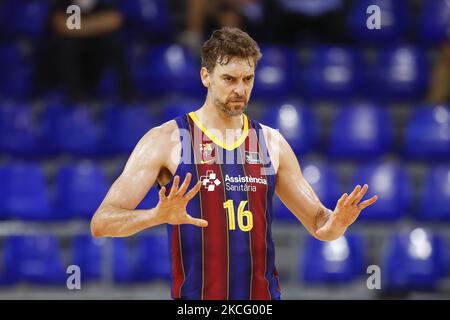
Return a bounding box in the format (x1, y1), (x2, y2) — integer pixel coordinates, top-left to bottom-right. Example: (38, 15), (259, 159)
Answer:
(195, 93), (244, 132)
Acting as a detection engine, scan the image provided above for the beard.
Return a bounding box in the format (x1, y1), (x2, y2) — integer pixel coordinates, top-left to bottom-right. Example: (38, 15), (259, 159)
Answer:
(214, 95), (248, 117)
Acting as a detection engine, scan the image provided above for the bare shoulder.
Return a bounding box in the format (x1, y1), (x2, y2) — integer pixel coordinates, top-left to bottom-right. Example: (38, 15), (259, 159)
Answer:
(259, 124), (283, 142)
(131, 119), (180, 164)
(258, 123), (285, 173)
(141, 119), (179, 146)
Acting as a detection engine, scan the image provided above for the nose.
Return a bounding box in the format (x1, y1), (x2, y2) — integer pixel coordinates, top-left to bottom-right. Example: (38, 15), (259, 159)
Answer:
(233, 81), (246, 97)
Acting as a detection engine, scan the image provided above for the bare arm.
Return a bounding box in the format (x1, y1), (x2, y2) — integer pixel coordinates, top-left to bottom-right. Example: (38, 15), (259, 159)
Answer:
(90, 122), (207, 238)
(264, 126), (378, 241)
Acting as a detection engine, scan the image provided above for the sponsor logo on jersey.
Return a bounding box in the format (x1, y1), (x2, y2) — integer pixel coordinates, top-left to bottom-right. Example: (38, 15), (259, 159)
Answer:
(200, 170), (221, 191)
(199, 170), (267, 192)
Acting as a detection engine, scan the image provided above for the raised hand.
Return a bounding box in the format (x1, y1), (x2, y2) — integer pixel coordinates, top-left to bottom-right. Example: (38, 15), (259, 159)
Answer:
(156, 173), (208, 228)
(316, 184), (378, 238)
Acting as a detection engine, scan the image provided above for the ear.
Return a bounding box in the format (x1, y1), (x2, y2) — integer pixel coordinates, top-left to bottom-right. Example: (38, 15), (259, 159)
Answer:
(200, 67), (211, 88)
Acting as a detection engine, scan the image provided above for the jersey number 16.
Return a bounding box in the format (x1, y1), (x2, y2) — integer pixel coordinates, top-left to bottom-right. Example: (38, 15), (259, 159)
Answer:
(223, 200), (253, 232)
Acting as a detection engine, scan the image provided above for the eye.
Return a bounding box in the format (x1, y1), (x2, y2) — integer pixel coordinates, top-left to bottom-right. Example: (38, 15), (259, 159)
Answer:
(244, 76), (253, 82)
(224, 77), (232, 82)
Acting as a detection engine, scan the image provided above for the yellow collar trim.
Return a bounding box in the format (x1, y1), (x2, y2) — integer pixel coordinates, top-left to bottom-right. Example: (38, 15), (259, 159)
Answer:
(188, 111), (249, 151)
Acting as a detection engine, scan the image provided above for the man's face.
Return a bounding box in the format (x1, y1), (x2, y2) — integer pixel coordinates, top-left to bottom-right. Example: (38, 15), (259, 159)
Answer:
(202, 57), (255, 117)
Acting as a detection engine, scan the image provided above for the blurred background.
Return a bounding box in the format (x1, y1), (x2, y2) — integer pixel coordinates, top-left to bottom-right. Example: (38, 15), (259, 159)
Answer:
(0, 0), (449, 300)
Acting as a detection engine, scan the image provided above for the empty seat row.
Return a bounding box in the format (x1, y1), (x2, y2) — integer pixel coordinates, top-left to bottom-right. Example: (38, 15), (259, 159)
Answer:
(302, 229), (449, 290)
(1, 229), (447, 291)
(0, 233), (170, 285)
(0, 162), (159, 221)
(2, 101), (448, 159)
(348, 0), (450, 45)
(0, 160), (449, 222)
(0, 43), (438, 101)
(273, 161), (450, 222)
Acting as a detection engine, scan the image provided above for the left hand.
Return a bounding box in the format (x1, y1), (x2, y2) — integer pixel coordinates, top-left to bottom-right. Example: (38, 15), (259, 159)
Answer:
(316, 184), (378, 239)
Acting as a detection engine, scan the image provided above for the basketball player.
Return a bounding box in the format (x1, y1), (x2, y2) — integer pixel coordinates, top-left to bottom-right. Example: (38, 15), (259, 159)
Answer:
(91, 27), (378, 300)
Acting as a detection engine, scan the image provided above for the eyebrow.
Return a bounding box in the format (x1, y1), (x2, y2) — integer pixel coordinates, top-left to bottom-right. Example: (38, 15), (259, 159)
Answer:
(221, 74), (254, 78)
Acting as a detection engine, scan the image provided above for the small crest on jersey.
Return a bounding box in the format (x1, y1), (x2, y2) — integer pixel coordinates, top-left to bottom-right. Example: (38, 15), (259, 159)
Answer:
(199, 142), (215, 164)
(245, 151), (261, 164)
(199, 142), (214, 156)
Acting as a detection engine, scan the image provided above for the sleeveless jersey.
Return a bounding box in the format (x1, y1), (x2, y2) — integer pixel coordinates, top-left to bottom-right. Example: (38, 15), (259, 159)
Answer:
(162, 111), (281, 300)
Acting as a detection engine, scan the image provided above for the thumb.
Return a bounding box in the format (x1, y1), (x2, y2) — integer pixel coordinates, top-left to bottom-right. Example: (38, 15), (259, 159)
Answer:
(315, 222), (331, 239)
(184, 214), (208, 228)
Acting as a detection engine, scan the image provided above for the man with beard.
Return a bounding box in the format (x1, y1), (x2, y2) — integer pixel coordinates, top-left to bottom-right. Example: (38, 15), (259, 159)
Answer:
(91, 27), (378, 300)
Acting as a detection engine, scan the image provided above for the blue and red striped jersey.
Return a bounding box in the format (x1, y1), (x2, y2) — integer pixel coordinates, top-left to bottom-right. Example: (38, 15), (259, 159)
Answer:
(162, 112), (281, 300)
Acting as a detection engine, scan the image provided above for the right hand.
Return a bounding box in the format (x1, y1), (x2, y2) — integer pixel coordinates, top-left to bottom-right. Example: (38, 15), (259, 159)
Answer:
(156, 173), (208, 228)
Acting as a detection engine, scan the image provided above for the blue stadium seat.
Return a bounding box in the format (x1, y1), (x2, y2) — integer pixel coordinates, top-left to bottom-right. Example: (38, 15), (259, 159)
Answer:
(367, 46), (429, 101)
(103, 104), (154, 154)
(41, 104), (102, 156)
(301, 160), (342, 209)
(96, 68), (119, 99)
(252, 46), (295, 101)
(328, 104), (393, 158)
(273, 160), (341, 223)
(142, 45), (204, 98)
(0, 66), (32, 99)
(0, 236), (21, 285)
(351, 162), (411, 221)
(383, 229), (449, 290)
(136, 186), (160, 210)
(72, 234), (105, 282)
(404, 105), (450, 159)
(0, 237), (19, 285)
(0, 163), (51, 220)
(0, 101), (40, 156)
(260, 102), (319, 155)
(417, 165), (450, 221)
(0, 43), (32, 98)
(347, 0), (410, 43)
(272, 196), (297, 223)
(113, 238), (135, 284)
(55, 162), (109, 220)
(419, 0), (450, 44)
(6, 235), (66, 284)
(0, 43), (24, 68)
(302, 234), (366, 284)
(160, 98), (202, 123)
(119, 0), (171, 39)
(134, 234), (170, 282)
(3, 0), (49, 39)
(299, 46), (363, 100)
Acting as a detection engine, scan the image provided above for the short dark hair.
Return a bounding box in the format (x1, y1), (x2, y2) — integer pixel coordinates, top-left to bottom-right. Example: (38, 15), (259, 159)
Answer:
(201, 27), (262, 72)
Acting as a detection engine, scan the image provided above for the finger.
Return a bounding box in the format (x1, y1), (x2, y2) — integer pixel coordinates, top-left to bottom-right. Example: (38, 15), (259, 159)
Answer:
(168, 175), (180, 199)
(351, 184), (369, 206)
(158, 186), (167, 201)
(357, 195), (378, 210)
(184, 180), (202, 201)
(184, 214), (208, 228)
(336, 193), (348, 208)
(177, 173), (192, 196)
(344, 185), (361, 206)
